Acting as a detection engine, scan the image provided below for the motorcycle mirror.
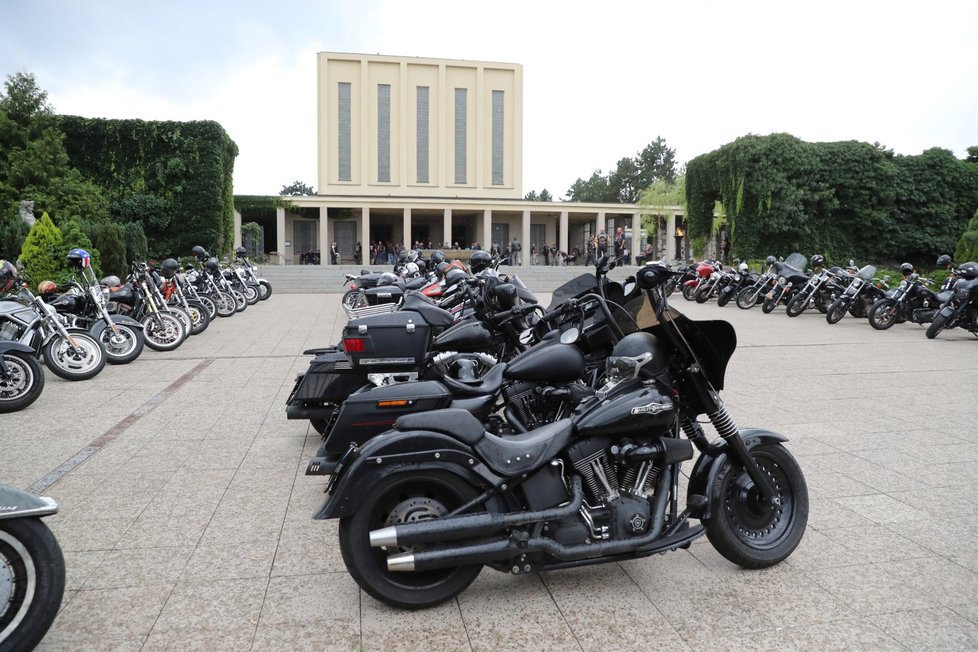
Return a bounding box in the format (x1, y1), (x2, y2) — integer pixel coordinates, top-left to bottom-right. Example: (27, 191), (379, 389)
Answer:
(559, 327), (580, 345)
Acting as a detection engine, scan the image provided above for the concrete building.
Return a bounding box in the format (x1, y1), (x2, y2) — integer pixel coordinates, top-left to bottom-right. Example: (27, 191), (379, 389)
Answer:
(234, 52), (686, 266)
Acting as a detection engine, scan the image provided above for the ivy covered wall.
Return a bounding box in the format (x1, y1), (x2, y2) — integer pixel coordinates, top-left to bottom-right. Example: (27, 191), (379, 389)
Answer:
(59, 116), (238, 258)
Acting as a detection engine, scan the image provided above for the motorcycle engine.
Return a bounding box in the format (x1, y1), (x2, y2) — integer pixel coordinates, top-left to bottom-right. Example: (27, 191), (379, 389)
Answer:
(0, 321), (20, 341)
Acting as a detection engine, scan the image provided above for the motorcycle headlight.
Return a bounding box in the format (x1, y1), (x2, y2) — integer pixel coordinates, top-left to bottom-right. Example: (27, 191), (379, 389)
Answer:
(956, 287), (969, 300)
(778, 277), (787, 286)
(852, 279), (862, 288)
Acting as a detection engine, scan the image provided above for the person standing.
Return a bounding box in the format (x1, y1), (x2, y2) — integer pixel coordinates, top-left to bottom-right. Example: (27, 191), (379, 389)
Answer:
(531, 243), (538, 265)
(330, 241), (340, 265)
(585, 236), (596, 266)
(613, 227), (625, 264)
(597, 230), (609, 258)
(511, 237), (522, 266)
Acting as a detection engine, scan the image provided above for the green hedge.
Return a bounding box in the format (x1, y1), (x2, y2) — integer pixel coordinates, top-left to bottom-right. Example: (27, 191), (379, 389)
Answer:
(59, 116), (238, 259)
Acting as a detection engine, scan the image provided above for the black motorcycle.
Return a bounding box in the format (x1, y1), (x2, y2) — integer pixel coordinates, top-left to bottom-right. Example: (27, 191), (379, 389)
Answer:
(0, 484), (65, 649)
(868, 266), (954, 330)
(314, 262), (808, 609)
(826, 264), (889, 324)
(925, 262), (978, 339)
(761, 253), (808, 314)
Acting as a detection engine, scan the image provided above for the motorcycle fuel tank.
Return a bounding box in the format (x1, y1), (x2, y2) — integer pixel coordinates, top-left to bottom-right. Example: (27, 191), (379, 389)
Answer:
(575, 384), (675, 438)
(432, 319), (493, 352)
(505, 343), (585, 383)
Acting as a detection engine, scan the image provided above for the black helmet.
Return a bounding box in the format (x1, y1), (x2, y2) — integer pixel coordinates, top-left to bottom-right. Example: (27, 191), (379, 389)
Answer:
(436, 261), (451, 278)
(191, 245), (207, 260)
(469, 250), (492, 273)
(765, 255), (777, 266)
(606, 332), (669, 382)
(445, 268), (469, 287)
(378, 272), (398, 285)
(235, 246), (247, 257)
(205, 256), (220, 272)
(899, 262), (914, 276)
(811, 254), (825, 268)
(0, 259), (19, 294)
(160, 258), (179, 279)
(936, 254), (952, 268)
(959, 262), (978, 279)
(430, 250), (446, 266)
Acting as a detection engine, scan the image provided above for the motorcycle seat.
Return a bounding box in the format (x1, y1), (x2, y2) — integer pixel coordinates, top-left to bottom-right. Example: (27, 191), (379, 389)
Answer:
(396, 408), (486, 444)
(440, 362), (506, 397)
(474, 419), (574, 476)
(402, 291), (455, 328)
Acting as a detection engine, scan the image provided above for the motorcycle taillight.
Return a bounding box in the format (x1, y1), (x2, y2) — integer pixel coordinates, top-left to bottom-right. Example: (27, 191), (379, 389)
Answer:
(343, 337), (366, 352)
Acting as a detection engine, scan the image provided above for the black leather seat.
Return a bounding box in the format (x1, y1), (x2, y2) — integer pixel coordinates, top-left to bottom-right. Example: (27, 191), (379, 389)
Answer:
(439, 362), (506, 397)
(474, 419), (574, 476)
(402, 291), (455, 328)
(396, 408), (486, 444)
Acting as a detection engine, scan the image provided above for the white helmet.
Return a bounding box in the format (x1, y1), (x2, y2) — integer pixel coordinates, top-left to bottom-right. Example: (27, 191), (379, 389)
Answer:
(738, 262), (748, 273)
(404, 262), (420, 276)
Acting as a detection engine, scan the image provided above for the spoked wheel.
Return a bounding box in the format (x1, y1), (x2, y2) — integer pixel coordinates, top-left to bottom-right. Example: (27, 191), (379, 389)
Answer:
(338, 471), (484, 609)
(704, 443), (808, 568)
(242, 284), (260, 305)
(0, 351), (44, 413)
(42, 331), (106, 380)
(196, 294), (218, 320)
(213, 292), (236, 318)
(785, 294), (808, 317)
(258, 280), (272, 301)
(826, 299), (849, 324)
(230, 290), (247, 313)
(342, 290), (364, 310)
(736, 286), (761, 310)
(185, 301), (210, 335)
(96, 323), (144, 365)
(0, 518), (65, 651)
(681, 284), (698, 302)
(141, 313), (186, 351)
(166, 307), (193, 337)
(868, 299), (898, 330)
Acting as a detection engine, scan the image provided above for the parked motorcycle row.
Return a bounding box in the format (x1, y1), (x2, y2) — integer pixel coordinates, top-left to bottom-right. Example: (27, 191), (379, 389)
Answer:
(287, 250), (809, 609)
(0, 247), (273, 648)
(671, 253), (978, 340)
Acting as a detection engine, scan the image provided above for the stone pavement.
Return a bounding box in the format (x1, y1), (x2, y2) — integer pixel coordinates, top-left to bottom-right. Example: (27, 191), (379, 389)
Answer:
(3, 293), (978, 651)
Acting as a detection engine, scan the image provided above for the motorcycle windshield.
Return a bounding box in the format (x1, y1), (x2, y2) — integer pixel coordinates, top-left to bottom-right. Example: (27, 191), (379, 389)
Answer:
(856, 265), (877, 281)
(548, 274), (598, 310)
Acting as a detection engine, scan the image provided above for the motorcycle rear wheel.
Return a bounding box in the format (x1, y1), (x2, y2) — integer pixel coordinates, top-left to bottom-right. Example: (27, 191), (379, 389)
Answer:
(926, 312), (948, 339)
(0, 351), (44, 413)
(826, 299), (848, 324)
(0, 518), (65, 651)
(338, 471), (484, 609)
(42, 331), (106, 381)
(342, 290), (364, 309)
(704, 443), (808, 568)
(868, 299), (898, 331)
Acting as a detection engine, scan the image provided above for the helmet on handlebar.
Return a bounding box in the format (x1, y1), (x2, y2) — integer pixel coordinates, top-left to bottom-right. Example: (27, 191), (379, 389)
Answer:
(66, 248), (92, 269)
(469, 250), (491, 274)
(899, 262), (914, 276)
(936, 254), (952, 269)
(430, 250), (446, 266)
(606, 332), (669, 384)
(160, 258), (180, 279)
(810, 254), (825, 268)
(765, 255), (777, 266)
(205, 257), (220, 272)
(738, 262), (749, 274)
(0, 260), (20, 294)
(192, 245), (208, 260)
(403, 262), (420, 277)
(235, 246), (247, 257)
(959, 262), (978, 279)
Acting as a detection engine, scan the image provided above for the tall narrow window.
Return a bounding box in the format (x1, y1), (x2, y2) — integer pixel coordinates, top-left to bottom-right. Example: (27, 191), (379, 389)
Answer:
(416, 86), (429, 184)
(377, 84), (391, 182)
(454, 88), (467, 184)
(337, 82), (351, 182)
(491, 90), (504, 185)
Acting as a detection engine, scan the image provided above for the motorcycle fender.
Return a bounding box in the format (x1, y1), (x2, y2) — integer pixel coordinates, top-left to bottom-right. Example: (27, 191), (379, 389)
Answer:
(313, 430), (499, 520)
(686, 429), (789, 521)
(0, 340), (34, 355)
(90, 315), (144, 337)
(0, 485), (59, 520)
(938, 304), (957, 319)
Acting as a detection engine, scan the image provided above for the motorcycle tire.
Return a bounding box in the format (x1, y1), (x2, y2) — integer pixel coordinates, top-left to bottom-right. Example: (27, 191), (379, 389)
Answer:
(0, 351), (45, 413)
(826, 299), (848, 325)
(342, 290), (363, 310)
(258, 280), (273, 301)
(95, 322), (144, 365)
(926, 312), (948, 340)
(703, 443), (808, 569)
(0, 517), (65, 650)
(213, 291), (236, 318)
(663, 278), (678, 297)
(230, 289), (247, 313)
(242, 284), (260, 305)
(185, 301), (210, 336)
(716, 288), (733, 307)
(785, 294), (808, 318)
(681, 284), (697, 302)
(338, 470), (484, 609)
(196, 294), (218, 320)
(868, 299), (898, 331)
(141, 313), (186, 351)
(694, 286), (712, 304)
(761, 298), (776, 314)
(42, 330), (106, 381)
(736, 286), (760, 310)
(165, 306), (193, 340)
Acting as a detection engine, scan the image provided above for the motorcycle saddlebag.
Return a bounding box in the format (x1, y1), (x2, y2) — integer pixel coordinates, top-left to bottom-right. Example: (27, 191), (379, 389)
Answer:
(342, 311), (431, 368)
(288, 351), (365, 404)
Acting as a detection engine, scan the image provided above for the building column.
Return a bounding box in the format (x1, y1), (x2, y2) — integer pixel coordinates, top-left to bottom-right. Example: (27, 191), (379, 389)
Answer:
(361, 207), (371, 264)
(233, 210), (242, 249)
(275, 207), (286, 265)
(631, 212), (642, 266)
(559, 211), (569, 259)
(482, 209), (492, 252)
(595, 212), (606, 237)
(520, 210), (530, 267)
(403, 207), (412, 249)
(443, 209), (452, 248)
(319, 206), (330, 266)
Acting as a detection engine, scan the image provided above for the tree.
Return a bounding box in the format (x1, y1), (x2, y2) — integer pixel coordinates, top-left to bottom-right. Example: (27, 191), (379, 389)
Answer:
(19, 212), (66, 285)
(0, 214), (28, 261)
(966, 146), (978, 165)
(280, 180), (315, 196)
(566, 137), (678, 203)
(566, 171), (612, 202)
(955, 208), (978, 262)
(523, 189), (553, 202)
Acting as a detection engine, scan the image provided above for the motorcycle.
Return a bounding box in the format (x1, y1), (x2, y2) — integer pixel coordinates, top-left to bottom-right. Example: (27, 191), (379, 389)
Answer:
(234, 247), (272, 301)
(714, 262), (754, 308)
(106, 263), (187, 351)
(735, 256), (779, 309)
(158, 259), (210, 336)
(314, 262), (808, 609)
(785, 263), (847, 318)
(868, 264), (954, 330)
(925, 262), (978, 339)
(681, 260), (716, 302)
(826, 264), (889, 324)
(760, 253), (808, 314)
(0, 485), (65, 650)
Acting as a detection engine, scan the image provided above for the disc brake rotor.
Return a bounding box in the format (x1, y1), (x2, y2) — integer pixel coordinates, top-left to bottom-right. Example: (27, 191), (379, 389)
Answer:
(382, 496), (448, 553)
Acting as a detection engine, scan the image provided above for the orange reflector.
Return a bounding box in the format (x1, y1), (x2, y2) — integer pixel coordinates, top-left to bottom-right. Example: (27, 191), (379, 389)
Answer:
(377, 400), (410, 408)
(343, 338), (366, 352)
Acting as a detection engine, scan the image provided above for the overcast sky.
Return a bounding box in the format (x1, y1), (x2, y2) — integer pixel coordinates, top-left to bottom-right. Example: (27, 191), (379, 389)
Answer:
(3, 0), (977, 198)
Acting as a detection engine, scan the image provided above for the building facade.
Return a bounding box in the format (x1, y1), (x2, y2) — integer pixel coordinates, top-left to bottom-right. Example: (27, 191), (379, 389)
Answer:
(234, 52), (685, 265)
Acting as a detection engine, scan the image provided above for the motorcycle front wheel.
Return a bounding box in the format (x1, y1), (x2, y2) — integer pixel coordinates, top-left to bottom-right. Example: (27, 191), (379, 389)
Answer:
(736, 286), (761, 310)
(195, 294), (217, 320)
(258, 280), (273, 301)
(42, 331), (106, 380)
(681, 284), (697, 302)
(0, 351), (45, 413)
(868, 299), (898, 331)
(185, 301), (210, 336)
(166, 306), (193, 338)
(926, 312), (948, 339)
(694, 286), (712, 304)
(96, 322), (144, 365)
(212, 291), (236, 318)
(242, 284), (260, 305)
(826, 299), (849, 324)
(0, 518), (65, 650)
(785, 294), (808, 318)
(230, 290), (247, 313)
(141, 313), (186, 351)
(703, 443), (809, 568)
(716, 288), (733, 307)
(338, 470), (484, 609)
(761, 298), (776, 314)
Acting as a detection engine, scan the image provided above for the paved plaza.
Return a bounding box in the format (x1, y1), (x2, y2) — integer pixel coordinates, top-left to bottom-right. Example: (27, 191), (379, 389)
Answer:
(4, 290), (978, 651)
